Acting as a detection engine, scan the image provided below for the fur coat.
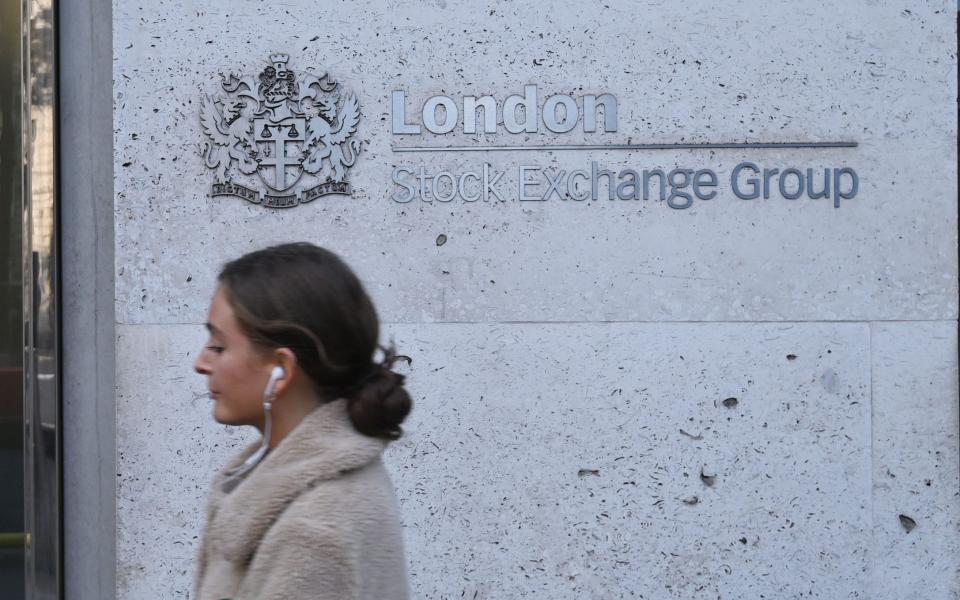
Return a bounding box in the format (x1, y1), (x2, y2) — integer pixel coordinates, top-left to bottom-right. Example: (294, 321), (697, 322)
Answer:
(193, 399), (410, 600)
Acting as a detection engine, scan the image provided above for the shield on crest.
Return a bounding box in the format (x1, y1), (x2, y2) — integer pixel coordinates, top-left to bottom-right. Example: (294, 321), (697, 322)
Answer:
(254, 116), (306, 192)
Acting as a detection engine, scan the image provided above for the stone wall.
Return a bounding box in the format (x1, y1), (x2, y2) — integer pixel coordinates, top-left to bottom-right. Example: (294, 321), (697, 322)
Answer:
(112, 1), (958, 597)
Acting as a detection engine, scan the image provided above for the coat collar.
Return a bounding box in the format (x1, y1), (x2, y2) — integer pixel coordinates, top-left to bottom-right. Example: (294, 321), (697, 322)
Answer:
(204, 398), (387, 563)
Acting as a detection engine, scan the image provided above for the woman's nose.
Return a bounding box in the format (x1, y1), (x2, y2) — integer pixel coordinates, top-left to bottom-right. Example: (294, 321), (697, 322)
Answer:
(194, 351), (211, 375)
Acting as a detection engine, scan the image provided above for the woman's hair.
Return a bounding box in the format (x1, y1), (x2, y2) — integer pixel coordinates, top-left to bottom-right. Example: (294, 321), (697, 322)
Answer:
(217, 242), (411, 440)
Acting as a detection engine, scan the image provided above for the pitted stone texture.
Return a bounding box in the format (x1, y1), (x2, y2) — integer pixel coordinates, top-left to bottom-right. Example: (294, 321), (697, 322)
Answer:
(381, 321), (876, 598)
(116, 321), (877, 599)
(112, 0), (957, 325)
(115, 324), (257, 599)
(869, 322), (960, 600)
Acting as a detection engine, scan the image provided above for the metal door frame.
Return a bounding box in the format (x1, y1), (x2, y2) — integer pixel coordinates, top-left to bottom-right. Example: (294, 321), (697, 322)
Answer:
(58, 0), (116, 595)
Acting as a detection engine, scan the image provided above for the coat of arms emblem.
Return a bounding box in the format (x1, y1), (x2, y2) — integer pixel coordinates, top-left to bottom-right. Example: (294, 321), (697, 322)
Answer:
(200, 53), (362, 208)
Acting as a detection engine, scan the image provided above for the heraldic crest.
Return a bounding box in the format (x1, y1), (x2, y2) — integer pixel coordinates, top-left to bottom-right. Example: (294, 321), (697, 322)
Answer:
(200, 53), (362, 208)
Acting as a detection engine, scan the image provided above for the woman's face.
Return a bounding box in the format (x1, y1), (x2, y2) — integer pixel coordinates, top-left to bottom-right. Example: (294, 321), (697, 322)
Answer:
(193, 286), (273, 428)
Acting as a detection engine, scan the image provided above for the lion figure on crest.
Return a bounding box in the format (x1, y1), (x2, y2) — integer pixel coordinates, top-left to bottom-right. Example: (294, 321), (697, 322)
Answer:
(302, 93), (362, 183)
(200, 95), (258, 183)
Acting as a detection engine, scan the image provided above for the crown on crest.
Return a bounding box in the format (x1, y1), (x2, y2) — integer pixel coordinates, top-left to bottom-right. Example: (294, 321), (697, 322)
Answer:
(269, 53), (289, 66)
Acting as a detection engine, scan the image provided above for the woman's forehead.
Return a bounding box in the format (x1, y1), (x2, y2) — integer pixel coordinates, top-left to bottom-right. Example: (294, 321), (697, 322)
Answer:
(207, 288), (240, 336)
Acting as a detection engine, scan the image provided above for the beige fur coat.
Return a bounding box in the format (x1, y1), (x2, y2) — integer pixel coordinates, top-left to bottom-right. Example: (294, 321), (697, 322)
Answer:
(194, 399), (410, 600)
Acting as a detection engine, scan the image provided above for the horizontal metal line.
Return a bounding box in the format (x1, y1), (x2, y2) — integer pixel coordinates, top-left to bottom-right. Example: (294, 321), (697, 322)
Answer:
(378, 318), (940, 325)
(121, 318), (954, 327)
(392, 142), (859, 152)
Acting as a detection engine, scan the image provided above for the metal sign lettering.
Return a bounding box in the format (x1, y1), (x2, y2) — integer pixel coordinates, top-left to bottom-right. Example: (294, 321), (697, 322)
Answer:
(201, 53), (362, 208)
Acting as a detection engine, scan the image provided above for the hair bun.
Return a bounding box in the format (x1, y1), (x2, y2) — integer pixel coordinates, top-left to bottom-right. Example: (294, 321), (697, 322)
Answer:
(345, 350), (412, 440)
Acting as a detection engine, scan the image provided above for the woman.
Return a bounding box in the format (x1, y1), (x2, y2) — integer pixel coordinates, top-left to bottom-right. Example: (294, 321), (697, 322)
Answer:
(192, 242), (411, 600)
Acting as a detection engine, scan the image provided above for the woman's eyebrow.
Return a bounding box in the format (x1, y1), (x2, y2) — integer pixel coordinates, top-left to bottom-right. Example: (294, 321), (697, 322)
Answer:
(205, 322), (223, 336)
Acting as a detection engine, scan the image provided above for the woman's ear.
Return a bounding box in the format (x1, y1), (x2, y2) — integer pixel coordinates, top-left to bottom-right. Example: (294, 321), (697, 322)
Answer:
(271, 347), (298, 397)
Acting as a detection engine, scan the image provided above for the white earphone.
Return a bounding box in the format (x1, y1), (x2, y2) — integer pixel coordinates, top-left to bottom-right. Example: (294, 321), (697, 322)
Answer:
(264, 365), (285, 399)
(221, 365), (286, 493)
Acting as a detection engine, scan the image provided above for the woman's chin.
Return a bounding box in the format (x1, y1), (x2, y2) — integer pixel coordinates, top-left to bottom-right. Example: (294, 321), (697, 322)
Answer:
(212, 404), (240, 426)
(212, 404), (258, 427)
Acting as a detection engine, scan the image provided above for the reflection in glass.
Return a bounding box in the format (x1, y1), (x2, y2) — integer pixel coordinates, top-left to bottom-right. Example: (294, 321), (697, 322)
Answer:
(25, 0), (61, 597)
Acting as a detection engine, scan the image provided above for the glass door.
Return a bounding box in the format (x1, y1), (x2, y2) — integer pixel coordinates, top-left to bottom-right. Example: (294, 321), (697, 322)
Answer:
(0, 0), (26, 596)
(1, 0), (60, 598)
